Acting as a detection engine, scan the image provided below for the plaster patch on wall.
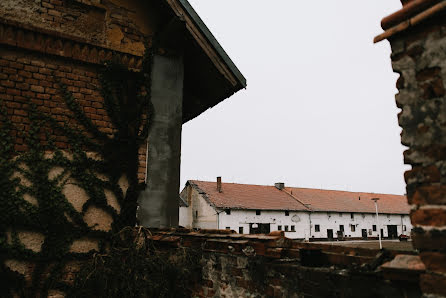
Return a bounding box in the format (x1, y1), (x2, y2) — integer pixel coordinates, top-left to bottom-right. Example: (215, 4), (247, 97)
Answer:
(69, 237), (99, 253)
(18, 231), (45, 253)
(84, 206), (113, 231)
(23, 194), (38, 206)
(105, 189), (120, 213)
(62, 182), (89, 212)
(118, 174), (129, 198)
(4, 259), (29, 276)
(48, 167), (65, 181)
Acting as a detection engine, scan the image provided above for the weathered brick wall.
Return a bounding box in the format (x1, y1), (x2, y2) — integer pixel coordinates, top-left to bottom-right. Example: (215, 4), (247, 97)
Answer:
(389, 15), (446, 297)
(0, 0), (153, 183)
(143, 229), (422, 298)
(0, 0), (153, 291)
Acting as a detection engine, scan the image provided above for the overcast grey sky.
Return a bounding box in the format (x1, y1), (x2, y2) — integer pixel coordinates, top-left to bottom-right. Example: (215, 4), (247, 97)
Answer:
(180, 0), (409, 195)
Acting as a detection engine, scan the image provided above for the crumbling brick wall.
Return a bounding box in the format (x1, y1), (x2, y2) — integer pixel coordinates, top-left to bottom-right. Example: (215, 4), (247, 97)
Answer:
(143, 229), (422, 298)
(388, 14), (446, 297)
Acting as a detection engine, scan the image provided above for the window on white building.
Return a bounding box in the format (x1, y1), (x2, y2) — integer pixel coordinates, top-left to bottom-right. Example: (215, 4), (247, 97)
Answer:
(315, 225), (320, 232)
(403, 225), (407, 231)
(285, 225), (289, 231)
(225, 209), (231, 215)
(340, 225), (344, 232)
(278, 225), (282, 231)
(351, 225), (355, 232)
(285, 211), (289, 216)
(225, 227), (230, 230)
(373, 225), (377, 231)
(350, 213), (354, 220)
(239, 227), (243, 234)
(291, 225), (295, 231)
(195, 211), (198, 219)
(256, 210), (261, 215)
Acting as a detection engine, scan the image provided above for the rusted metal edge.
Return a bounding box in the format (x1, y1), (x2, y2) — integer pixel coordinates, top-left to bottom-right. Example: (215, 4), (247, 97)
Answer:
(374, 1), (446, 43)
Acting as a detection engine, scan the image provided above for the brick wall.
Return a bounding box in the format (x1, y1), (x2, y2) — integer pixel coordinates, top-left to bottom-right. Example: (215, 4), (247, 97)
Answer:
(388, 15), (446, 297)
(134, 229), (422, 297)
(0, 0), (153, 183)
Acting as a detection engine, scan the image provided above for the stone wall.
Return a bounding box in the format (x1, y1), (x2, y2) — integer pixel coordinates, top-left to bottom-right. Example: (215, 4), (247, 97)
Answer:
(388, 14), (446, 298)
(139, 229), (422, 297)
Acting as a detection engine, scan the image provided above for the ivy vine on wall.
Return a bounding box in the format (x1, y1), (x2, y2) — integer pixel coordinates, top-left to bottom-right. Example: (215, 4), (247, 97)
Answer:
(0, 47), (153, 297)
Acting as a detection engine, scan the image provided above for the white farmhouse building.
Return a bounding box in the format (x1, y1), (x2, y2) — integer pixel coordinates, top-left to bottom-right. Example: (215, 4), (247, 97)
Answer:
(179, 178), (412, 241)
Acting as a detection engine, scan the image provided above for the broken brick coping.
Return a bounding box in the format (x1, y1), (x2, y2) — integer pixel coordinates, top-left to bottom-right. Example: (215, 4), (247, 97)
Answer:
(373, 0), (446, 43)
(143, 228), (421, 270)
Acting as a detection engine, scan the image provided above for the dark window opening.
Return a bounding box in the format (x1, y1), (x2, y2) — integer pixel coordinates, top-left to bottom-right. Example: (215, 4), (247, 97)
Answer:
(340, 225), (344, 232)
(225, 209), (231, 215)
(403, 225), (406, 231)
(278, 225), (282, 231)
(225, 227), (230, 230)
(285, 225), (289, 232)
(315, 224), (320, 232)
(351, 225), (356, 232)
(285, 210), (289, 216)
(195, 211), (198, 219)
(373, 225), (377, 231)
(250, 223), (270, 234)
(350, 213), (354, 219)
(256, 210), (261, 215)
(239, 227), (244, 234)
(291, 225), (295, 231)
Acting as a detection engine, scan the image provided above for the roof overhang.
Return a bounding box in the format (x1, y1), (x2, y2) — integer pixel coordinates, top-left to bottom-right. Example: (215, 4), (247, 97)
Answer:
(163, 0), (247, 123)
(374, 0), (446, 43)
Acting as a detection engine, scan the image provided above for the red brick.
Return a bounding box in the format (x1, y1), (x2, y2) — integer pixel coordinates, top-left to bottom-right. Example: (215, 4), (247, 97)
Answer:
(405, 165), (441, 184)
(420, 252), (446, 274)
(6, 89), (21, 96)
(420, 273), (446, 296)
(39, 68), (53, 75)
(24, 65), (38, 72)
(18, 70), (32, 78)
(411, 209), (446, 226)
(409, 185), (446, 205)
(3, 68), (17, 74)
(1, 80), (15, 88)
(30, 85), (45, 93)
(15, 83), (30, 90)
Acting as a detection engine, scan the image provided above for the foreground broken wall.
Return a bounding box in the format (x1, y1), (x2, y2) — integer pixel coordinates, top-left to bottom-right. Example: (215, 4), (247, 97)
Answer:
(117, 229), (421, 298)
(380, 9), (446, 297)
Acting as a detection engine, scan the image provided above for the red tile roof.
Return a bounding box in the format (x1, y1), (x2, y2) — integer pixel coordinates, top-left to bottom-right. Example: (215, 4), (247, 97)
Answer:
(189, 180), (410, 214)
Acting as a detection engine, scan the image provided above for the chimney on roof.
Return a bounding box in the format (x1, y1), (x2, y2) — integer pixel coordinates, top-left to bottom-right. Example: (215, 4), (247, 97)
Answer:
(217, 176), (222, 192)
(275, 182), (285, 190)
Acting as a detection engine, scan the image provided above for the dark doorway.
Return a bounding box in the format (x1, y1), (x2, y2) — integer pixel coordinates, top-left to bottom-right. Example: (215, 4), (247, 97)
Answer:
(249, 223), (270, 234)
(381, 229), (384, 238)
(327, 229), (334, 240)
(387, 225), (398, 239)
(361, 229), (367, 239)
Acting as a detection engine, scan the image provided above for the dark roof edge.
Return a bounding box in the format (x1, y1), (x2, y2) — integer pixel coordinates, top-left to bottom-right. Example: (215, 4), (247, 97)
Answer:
(178, 0), (247, 88)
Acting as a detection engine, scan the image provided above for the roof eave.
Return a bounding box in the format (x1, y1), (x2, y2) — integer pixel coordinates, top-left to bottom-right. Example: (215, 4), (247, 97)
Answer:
(177, 0), (246, 89)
